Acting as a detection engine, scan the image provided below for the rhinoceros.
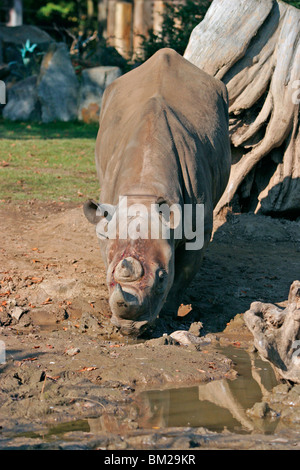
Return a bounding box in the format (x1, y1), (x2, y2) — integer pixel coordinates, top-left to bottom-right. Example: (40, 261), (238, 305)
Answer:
(84, 48), (231, 336)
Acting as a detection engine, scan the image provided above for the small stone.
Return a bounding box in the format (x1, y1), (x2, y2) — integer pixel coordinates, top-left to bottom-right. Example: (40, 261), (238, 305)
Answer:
(188, 322), (203, 337)
(247, 401), (270, 418)
(11, 307), (25, 321)
(65, 347), (80, 356)
(170, 330), (202, 346)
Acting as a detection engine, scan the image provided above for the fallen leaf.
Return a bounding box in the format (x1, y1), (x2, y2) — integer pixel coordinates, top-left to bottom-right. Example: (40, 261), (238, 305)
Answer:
(0, 291), (10, 297)
(42, 297), (52, 305)
(46, 374), (60, 382)
(78, 366), (98, 372)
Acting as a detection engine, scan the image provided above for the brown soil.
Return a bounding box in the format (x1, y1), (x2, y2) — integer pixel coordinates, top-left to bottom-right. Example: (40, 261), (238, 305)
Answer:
(0, 200), (299, 450)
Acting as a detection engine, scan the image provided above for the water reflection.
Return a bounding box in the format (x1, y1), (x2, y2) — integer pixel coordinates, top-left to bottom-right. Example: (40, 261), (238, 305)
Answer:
(136, 347), (279, 434)
(47, 347), (280, 437)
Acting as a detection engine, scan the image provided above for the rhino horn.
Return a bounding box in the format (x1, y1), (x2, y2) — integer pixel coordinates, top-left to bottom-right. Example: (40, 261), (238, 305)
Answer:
(109, 283), (140, 319)
(114, 256), (143, 282)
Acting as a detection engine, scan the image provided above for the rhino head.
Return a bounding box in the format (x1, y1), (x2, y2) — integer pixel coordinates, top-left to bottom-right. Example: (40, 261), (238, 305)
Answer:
(83, 196), (176, 336)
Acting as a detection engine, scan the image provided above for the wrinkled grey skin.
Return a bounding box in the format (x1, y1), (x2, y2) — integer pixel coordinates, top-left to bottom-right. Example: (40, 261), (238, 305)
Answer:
(84, 48), (231, 336)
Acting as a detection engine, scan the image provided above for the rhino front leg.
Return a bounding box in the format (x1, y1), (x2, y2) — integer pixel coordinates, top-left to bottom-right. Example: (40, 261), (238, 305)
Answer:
(161, 244), (205, 318)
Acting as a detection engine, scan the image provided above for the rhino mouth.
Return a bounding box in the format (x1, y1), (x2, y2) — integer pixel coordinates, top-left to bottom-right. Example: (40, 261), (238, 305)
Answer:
(109, 283), (145, 319)
(109, 282), (157, 336)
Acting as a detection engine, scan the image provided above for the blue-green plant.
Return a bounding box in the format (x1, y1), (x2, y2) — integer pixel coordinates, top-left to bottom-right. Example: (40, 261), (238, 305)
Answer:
(19, 39), (38, 66)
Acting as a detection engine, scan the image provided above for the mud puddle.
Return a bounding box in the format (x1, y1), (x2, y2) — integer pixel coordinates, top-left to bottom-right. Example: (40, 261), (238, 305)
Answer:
(7, 345), (280, 446)
(137, 346), (279, 434)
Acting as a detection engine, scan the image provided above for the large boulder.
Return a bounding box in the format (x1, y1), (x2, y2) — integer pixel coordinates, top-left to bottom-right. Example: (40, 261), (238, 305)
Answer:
(37, 43), (79, 122)
(78, 66), (122, 122)
(2, 75), (41, 121)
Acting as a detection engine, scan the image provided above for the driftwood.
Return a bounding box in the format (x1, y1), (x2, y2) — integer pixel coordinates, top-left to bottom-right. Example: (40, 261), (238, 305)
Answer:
(244, 281), (300, 383)
(184, 0), (300, 217)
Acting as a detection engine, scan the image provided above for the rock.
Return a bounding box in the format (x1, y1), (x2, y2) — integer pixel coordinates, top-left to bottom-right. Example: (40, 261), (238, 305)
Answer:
(38, 279), (78, 300)
(0, 25), (54, 63)
(11, 306), (25, 321)
(247, 401), (270, 418)
(145, 335), (180, 347)
(188, 321), (203, 337)
(78, 312), (101, 335)
(78, 66), (121, 123)
(3, 75), (41, 121)
(65, 347), (80, 356)
(37, 43), (79, 122)
(170, 330), (202, 346)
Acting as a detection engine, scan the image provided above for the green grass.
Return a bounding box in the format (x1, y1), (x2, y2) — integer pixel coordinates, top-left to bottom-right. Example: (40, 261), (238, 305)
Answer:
(0, 119), (100, 202)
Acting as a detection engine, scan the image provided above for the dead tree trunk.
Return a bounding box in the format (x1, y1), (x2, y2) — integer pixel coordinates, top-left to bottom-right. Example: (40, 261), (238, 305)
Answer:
(184, 0), (300, 218)
(244, 280), (300, 384)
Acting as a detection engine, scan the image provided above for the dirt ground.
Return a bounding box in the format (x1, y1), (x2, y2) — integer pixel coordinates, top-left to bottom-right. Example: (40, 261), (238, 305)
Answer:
(0, 200), (299, 450)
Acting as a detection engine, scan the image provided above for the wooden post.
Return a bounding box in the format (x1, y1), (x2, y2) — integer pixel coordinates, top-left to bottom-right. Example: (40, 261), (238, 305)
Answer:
(152, 0), (165, 35)
(7, 0), (23, 26)
(107, 0), (117, 46)
(87, 0), (94, 19)
(133, 0), (152, 54)
(98, 0), (108, 38)
(114, 1), (133, 59)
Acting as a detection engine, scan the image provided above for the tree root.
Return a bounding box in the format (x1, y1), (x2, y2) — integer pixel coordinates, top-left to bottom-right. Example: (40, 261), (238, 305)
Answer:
(184, 0), (300, 216)
(244, 280), (300, 383)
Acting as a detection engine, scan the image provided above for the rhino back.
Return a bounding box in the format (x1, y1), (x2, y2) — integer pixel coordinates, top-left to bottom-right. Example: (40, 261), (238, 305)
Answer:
(95, 48), (230, 209)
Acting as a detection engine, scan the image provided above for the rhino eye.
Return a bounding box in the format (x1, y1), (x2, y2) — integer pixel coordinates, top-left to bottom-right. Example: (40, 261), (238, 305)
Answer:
(158, 270), (165, 282)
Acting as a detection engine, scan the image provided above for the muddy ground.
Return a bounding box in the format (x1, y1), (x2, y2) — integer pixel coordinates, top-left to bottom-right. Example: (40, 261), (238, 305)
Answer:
(0, 201), (299, 450)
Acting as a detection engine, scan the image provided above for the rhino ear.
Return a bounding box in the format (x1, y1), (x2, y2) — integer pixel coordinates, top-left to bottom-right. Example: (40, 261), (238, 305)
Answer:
(83, 199), (100, 224)
(83, 199), (116, 225)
